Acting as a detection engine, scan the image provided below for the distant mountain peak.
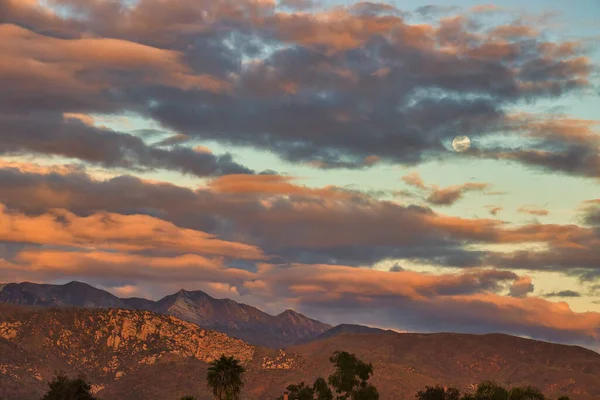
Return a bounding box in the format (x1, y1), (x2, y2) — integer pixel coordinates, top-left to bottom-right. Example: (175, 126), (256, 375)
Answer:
(174, 288), (211, 298)
(64, 280), (86, 285)
(0, 281), (332, 348)
(279, 309), (304, 318)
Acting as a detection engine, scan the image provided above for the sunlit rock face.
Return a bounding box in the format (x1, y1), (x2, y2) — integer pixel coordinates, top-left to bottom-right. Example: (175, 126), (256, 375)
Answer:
(0, 282), (332, 348)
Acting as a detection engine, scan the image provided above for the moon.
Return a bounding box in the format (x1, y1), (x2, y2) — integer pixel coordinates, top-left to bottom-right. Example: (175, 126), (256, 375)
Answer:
(452, 135), (471, 152)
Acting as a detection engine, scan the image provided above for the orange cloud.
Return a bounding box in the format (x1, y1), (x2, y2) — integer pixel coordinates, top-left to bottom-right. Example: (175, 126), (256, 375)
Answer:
(14, 250), (256, 283)
(206, 174), (359, 200)
(402, 171), (491, 206)
(507, 113), (600, 146)
(0, 203), (265, 260)
(0, 159), (83, 176)
(273, 8), (410, 53)
(402, 171), (427, 189)
(0, 24), (231, 93)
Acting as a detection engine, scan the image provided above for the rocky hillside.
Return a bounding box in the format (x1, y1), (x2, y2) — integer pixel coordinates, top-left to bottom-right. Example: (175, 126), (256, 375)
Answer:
(0, 281), (331, 348)
(2, 304), (600, 400)
(0, 304), (263, 399)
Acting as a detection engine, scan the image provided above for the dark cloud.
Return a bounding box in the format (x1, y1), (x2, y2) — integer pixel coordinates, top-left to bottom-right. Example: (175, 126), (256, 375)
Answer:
(278, 0), (315, 11)
(580, 200), (600, 226)
(543, 290), (582, 298)
(389, 263), (404, 272)
(471, 145), (600, 179)
(509, 276), (535, 298)
(153, 134), (191, 147)
(486, 206), (502, 216)
(1, 1), (595, 177)
(0, 112), (253, 177)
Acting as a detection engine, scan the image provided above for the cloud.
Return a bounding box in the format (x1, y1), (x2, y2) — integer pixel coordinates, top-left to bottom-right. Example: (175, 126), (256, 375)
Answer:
(426, 182), (490, 206)
(2, 163), (599, 275)
(153, 134), (191, 147)
(509, 276), (534, 298)
(0, 165), (493, 266)
(1, 1), (595, 177)
(486, 205), (502, 216)
(0, 112), (254, 177)
(5, 249), (257, 290)
(543, 290), (582, 298)
(469, 5), (503, 14)
(414, 5), (461, 17)
(518, 206), (550, 216)
(402, 171), (491, 206)
(0, 203), (265, 260)
(402, 172), (428, 190)
(389, 263), (404, 272)
(252, 264), (600, 348)
(278, 0), (315, 11)
(579, 199), (600, 226)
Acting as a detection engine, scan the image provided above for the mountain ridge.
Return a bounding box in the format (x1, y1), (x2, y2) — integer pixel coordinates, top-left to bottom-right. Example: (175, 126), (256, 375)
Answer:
(0, 281), (331, 348)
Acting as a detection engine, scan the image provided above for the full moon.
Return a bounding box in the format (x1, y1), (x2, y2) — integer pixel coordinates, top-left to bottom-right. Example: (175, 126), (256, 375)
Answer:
(452, 135), (471, 152)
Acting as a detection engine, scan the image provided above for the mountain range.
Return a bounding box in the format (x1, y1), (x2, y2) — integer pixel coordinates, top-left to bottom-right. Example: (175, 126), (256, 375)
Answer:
(0, 281), (331, 348)
(1, 303), (599, 400)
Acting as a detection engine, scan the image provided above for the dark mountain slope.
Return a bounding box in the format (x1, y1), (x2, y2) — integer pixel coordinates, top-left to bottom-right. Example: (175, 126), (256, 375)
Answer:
(0, 281), (331, 348)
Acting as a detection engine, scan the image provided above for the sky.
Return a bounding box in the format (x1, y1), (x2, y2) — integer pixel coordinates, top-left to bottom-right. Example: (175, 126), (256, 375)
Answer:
(1, 0), (600, 350)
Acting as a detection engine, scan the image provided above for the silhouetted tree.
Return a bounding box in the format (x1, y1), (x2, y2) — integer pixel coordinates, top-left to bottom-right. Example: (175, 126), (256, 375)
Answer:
(313, 377), (333, 400)
(415, 386), (460, 400)
(41, 372), (98, 400)
(556, 397), (570, 400)
(277, 351), (378, 400)
(206, 355), (246, 400)
(328, 351), (379, 400)
(283, 382), (316, 400)
(474, 381), (546, 400)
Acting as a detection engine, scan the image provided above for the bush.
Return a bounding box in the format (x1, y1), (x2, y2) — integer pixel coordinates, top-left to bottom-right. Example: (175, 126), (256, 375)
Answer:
(41, 372), (99, 400)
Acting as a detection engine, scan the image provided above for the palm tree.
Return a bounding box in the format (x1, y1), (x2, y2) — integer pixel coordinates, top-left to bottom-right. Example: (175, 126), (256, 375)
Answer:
(206, 354), (246, 400)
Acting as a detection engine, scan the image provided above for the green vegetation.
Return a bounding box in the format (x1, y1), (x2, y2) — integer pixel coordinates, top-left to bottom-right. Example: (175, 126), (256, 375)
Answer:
(29, 357), (573, 400)
(206, 354), (246, 400)
(278, 350), (379, 400)
(414, 381), (571, 400)
(277, 351), (571, 400)
(41, 372), (98, 400)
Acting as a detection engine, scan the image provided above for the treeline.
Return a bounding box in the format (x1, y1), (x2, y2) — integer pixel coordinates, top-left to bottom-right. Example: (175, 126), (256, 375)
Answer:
(29, 352), (573, 400)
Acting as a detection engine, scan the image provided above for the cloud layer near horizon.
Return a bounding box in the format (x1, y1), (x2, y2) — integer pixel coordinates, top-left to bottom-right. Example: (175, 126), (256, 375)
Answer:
(1, 0), (600, 351)
(1, 163), (600, 349)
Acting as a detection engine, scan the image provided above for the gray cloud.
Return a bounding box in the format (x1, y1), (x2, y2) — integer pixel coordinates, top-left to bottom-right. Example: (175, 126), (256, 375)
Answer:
(1, 0), (595, 177)
(543, 290), (582, 298)
(0, 112), (253, 177)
